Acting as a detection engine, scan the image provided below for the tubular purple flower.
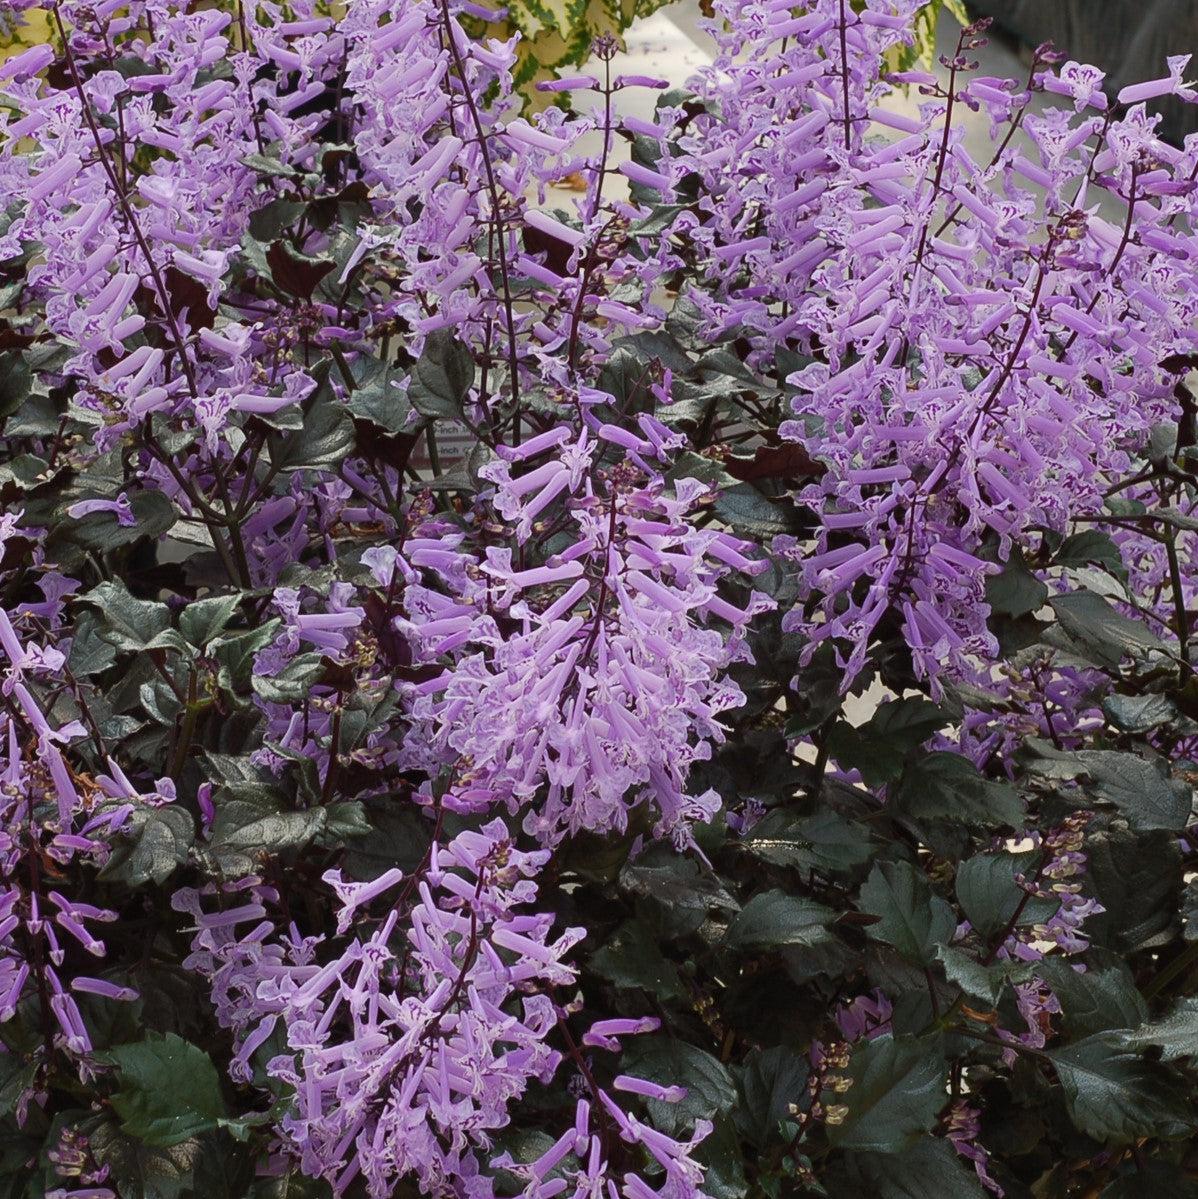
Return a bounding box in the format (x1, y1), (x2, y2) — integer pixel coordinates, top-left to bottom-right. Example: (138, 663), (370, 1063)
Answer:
(71, 977), (138, 1002)
(0, 43), (55, 82)
(845, 465), (911, 486)
(594, 300), (660, 329)
(613, 1074), (687, 1103)
(50, 992), (91, 1054)
(818, 543), (887, 591)
(505, 120), (572, 154)
(66, 496), (136, 527)
(1117, 56), (1192, 104)
(583, 1016), (659, 1046)
(524, 209), (585, 248)
(536, 75), (600, 92)
(28, 154), (81, 204)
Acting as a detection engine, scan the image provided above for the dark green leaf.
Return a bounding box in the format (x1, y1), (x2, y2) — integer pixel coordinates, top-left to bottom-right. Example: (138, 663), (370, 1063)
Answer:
(1050, 591), (1166, 668)
(0, 1057), (34, 1120)
(0, 452), (50, 492)
(140, 678), (180, 726)
(202, 751), (285, 805)
(211, 796), (361, 874)
(723, 889), (836, 951)
(1100, 1161), (1198, 1198)
(63, 488), (177, 552)
(1102, 692), (1180, 734)
(598, 343), (653, 408)
(621, 849), (738, 937)
(738, 1045), (808, 1147)
(714, 481), (803, 539)
(191, 1134), (257, 1199)
(99, 805), (193, 887)
(241, 154), (300, 180)
(1049, 1035), (1193, 1143)
(0, 351), (30, 421)
(1157, 507), (1198, 532)
(1086, 826), (1181, 954)
(79, 581), (172, 651)
(629, 204), (685, 237)
(101, 1033), (229, 1147)
(270, 389), (354, 473)
(3, 389), (57, 437)
(1075, 751), (1191, 831)
(935, 945), (1014, 1006)
(1037, 955), (1148, 1039)
(68, 608), (119, 677)
(209, 622), (280, 685)
(741, 808), (874, 875)
(827, 1138), (987, 1198)
(179, 594), (242, 649)
(894, 753), (1023, 829)
(492, 1130), (571, 1195)
(249, 1171), (336, 1199)
(346, 354), (412, 435)
(408, 330), (475, 420)
(342, 803), (433, 881)
(1054, 530), (1124, 572)
(613, 330), (692, 376)
(694, 1115), (748, 1199)
(955, 850), (1057, 940)
(829, 1035), (947, 1153)
(986, 548), (1048, 618)
(1185, 881), (1198, 942)
(1120, 996), (1198, 1061)
(251, 653), (326, 705)
(619, 1038), (736, 1136)
(859, 860), (956, 965)
(556, 825), (640, 884)
(248, 198), (305, 241)
(827, 699), (947, 789)
(588, 919), (685, 1000)
(89, 1119), (201, 1199)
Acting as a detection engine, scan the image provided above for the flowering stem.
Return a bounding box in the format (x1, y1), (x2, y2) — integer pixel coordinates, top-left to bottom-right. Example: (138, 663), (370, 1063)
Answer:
(807, 720), (834, 800)
(142, 427), (253, 589)
(1164, 528), (1190, 678)
(168, 667), (201, 780)
(909, 37), (964, 289)
(922, 851), (1051, 1039)
(321, 706), (342, 803)
(435, 0), (521, 435)
(982, 853), (1049, 967)
(837, 0), (851, 152)
(567, 56), (617, 376)
(51, 6), (199, 400)
(24, 794), (55, 1071)
(579, 486), (619, 666)
(954, 1024), (1052, 1063)
(234, 0), (267, 156)
(553, 998), (618, 1158)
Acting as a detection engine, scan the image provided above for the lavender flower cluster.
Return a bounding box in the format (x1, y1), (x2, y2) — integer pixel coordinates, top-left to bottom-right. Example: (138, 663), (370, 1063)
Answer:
(1, 0), (1198, 1195)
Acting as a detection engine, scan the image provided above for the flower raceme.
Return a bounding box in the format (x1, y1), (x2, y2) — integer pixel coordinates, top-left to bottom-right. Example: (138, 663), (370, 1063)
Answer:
(0, 597), (139, 1069)
(174, 820), (710, 1198)
(397, 428), (773, 846)
(676, 0), (1198, 698)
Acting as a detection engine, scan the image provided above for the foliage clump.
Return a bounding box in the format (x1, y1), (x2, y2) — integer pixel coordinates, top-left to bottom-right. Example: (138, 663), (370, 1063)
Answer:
(0, 1), (1197, 1197)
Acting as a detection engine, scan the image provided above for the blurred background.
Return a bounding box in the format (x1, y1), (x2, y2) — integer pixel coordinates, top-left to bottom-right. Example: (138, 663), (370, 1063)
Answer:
(970, 0), (1198, 145)
(2, 2), (1196, 142)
